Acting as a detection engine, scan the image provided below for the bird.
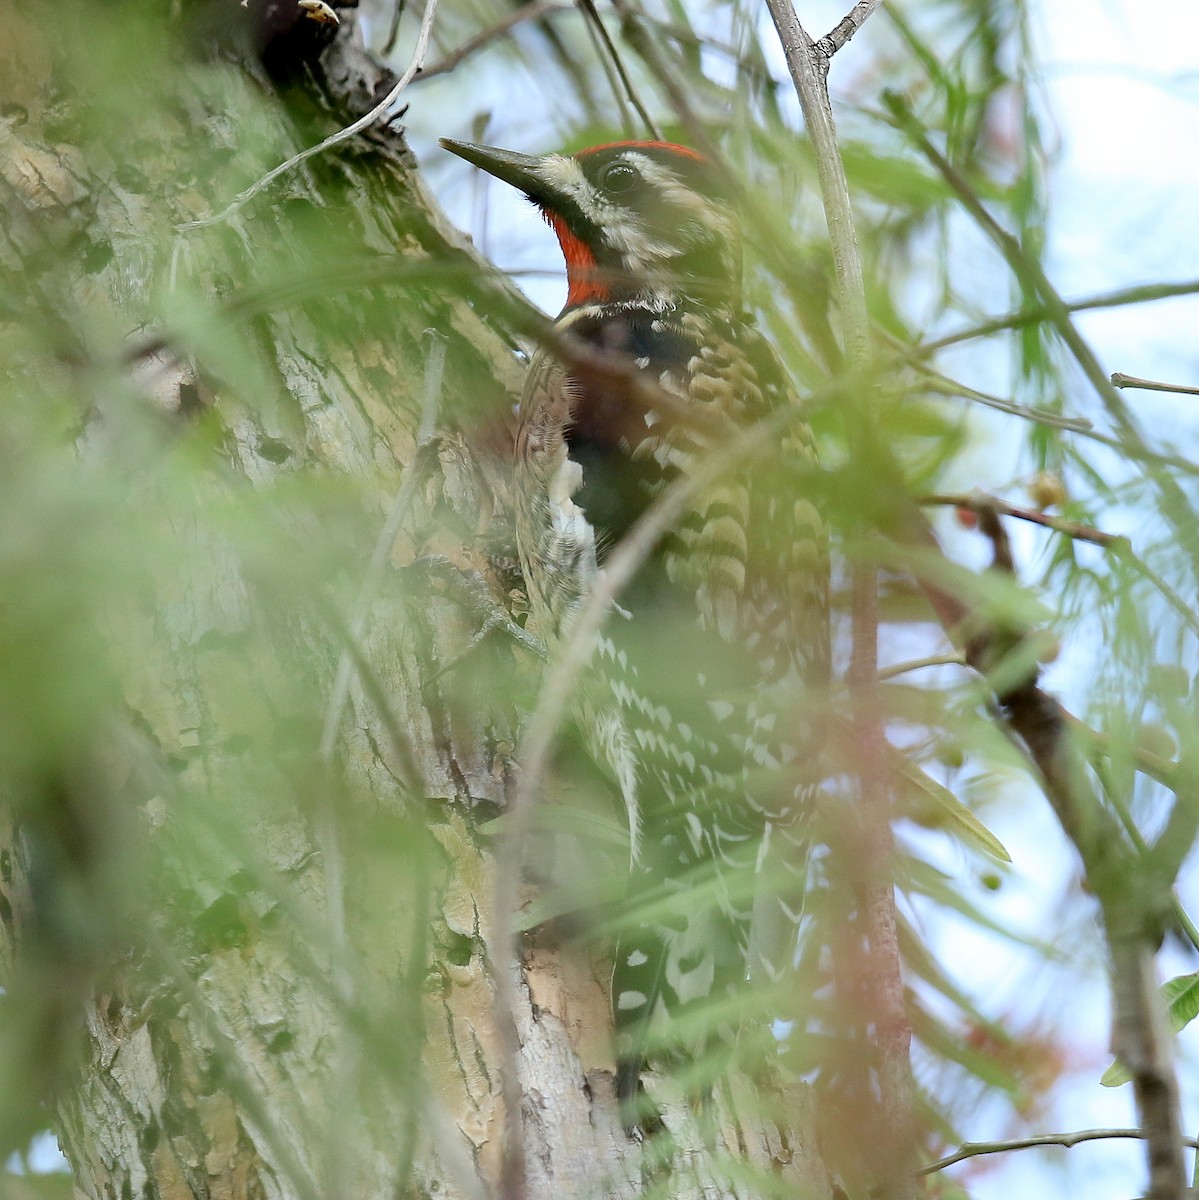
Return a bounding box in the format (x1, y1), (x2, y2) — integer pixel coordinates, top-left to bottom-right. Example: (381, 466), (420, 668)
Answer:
(440, 135), (829, 1133)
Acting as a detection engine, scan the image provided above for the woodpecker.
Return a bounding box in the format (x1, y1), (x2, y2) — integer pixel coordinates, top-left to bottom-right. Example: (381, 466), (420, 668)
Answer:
(441, 136), (828, 1130)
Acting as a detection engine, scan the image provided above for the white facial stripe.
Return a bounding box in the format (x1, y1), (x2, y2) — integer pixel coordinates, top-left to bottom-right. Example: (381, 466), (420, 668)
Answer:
(632, 156), (737, 241)
(630, 157), (707, 219)
(534, 155), (591, 205)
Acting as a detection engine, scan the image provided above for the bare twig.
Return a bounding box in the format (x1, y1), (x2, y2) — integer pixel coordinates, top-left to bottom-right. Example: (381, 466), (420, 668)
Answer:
(180, 0), (440, 230)
(578, 0), (663, 139)
(900, 352), (1199, 475)
(381, 0), (405, 56)
(925, 491), (1199, 640)
(917, 503), (1193, 853)
(877, 652), (965, 681)
(931, 384), (1094, 432)
(919, 1127), (1199, 1176)
(816, 0), (885, 59)
(415, 0), (567, 82)
(886, 345), (1199, 477)
(611, 0), (719, 158)
(920, 492), (1120, 548)
(764, 2), (869, 359)
(764, 5), (915, 1197)
(1112, 372), (1199, 397)
(915, 278), (1199, 357)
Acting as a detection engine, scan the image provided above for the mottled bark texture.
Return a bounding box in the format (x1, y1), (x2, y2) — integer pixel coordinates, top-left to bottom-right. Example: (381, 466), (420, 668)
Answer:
(0, 4), (829, 1197)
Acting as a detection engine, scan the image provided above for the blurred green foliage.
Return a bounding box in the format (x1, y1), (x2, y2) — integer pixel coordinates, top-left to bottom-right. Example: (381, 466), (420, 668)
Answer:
(1, 0), (1197, 1195)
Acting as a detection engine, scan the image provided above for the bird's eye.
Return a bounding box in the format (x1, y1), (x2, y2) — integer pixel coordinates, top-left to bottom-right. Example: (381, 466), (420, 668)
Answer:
(599, 162), (640, 194)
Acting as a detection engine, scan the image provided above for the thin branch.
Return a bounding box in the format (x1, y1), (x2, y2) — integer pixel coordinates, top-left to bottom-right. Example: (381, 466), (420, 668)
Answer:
(578, 0), (663, 139)
(415, 0), (567, 82)
(890, 517), (1191, 831)
(927, 382), (1094, 433)
(1112, 372), (1199, 397)
(871, 313), (1199, 480)
(877, 652), (965, 681)
(900, 353), (1199, 478)
(579, 0), (635, 135)
(764, 2), (869, 359)
(381, 0), (406, 56)
(915, 278), (1199, 358)
(894, 346), (1095, 433)
(922, 485), (1199, 643)
(611, 0), (717, 156)
(920, 1127), (1199, 1176)
(179, 0), (440, 230)
(816, 0), (885, 59)
(920, 492), (1121, 548)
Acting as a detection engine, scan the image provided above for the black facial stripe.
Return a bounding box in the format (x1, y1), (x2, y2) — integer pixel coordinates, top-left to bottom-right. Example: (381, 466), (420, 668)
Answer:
(577, 146), (731, 207)
(532, 186), (606, 251)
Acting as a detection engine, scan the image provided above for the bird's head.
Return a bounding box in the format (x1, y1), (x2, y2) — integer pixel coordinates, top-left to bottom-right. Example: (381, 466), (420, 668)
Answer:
(441, 138), (742, 315)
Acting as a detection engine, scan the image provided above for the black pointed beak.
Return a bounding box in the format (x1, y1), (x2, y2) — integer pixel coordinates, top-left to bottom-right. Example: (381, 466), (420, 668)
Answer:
(439, 138), (548, 201)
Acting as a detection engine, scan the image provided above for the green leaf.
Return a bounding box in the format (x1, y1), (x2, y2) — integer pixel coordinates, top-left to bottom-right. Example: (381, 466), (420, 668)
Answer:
(1100, 1059), (1131, 1088)
(1163, 970), (1199, 1028)
(841, 141), (950, 212)
(898, 761), (1012, 863)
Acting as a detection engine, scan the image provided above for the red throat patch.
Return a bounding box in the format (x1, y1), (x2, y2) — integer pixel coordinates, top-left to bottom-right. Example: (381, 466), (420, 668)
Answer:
(545, 211), (609, 307)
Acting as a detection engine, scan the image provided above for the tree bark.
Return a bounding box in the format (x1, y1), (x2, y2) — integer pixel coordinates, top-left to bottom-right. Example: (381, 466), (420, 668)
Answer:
(0, 5), (830, 1197)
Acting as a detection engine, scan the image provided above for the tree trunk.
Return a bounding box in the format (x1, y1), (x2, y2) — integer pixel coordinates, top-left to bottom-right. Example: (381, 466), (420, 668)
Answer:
(0, 5), (829, 1197)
